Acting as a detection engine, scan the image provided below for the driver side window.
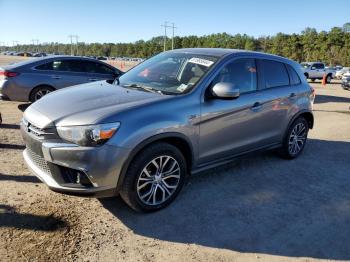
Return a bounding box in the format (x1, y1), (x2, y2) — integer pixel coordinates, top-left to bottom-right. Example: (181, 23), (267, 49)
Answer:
(212, 58), (257, 94)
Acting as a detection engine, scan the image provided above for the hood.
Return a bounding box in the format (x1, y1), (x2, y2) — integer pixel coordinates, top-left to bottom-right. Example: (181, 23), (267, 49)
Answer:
(24, 81), (167, 128)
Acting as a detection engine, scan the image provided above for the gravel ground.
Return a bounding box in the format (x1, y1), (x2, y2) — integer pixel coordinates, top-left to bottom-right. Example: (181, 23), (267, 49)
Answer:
(1, 56), (350, 261)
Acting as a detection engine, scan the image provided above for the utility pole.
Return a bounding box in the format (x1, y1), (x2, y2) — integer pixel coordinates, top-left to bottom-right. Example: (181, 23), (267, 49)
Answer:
(170, 22), (176, 50)
(68, 35), (79, 56)
(13, 41), (19, 52)
(161, 22), (176, 51)
(31, 39), (39, 53)
(161, 22), (168, 52)
(75, 35), (79, 56)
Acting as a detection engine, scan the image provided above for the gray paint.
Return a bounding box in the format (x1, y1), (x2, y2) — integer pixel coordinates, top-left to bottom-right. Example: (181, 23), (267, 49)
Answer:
(21, 48), (314, 196)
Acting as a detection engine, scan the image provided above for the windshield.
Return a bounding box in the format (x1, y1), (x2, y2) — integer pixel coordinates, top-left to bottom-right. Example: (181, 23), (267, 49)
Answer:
(117, 52), (219, 95)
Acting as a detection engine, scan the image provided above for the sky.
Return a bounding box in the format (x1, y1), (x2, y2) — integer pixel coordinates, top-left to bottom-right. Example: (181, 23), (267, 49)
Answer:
(0, 0), (349, 45)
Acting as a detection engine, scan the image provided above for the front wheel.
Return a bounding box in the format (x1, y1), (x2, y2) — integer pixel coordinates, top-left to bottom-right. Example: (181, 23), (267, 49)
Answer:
(326, 74), (332, 83)
(279, 117), (309, 159)
(120, 142), (187, 212)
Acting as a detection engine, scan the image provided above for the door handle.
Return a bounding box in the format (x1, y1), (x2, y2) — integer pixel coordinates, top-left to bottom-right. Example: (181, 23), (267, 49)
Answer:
(88, 78), (99, 81)
(251, 102), (262, 111)
(51, 75), (61, 79)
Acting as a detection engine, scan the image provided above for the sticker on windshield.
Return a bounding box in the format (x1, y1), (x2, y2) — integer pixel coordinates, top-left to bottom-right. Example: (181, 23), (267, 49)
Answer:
(177, 84), (188, 92)
(188, 57), (214, 67)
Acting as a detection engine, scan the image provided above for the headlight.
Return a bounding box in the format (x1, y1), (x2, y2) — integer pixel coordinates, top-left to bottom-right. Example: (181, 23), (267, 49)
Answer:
(56, 122), (120, 146)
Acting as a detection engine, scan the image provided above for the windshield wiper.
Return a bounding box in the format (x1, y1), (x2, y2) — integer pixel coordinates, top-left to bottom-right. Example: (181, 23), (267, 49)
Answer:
(123, 83), (163, 95)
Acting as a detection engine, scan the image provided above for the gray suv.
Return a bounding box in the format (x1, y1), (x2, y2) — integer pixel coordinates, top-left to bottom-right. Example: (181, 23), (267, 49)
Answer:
(0, 56), (121, 102)
(21, 49), (315, 212)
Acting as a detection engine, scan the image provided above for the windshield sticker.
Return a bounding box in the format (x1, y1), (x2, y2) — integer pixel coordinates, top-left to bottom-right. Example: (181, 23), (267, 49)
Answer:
(188, 57), (214, 67)
(177, 84), (188, 92)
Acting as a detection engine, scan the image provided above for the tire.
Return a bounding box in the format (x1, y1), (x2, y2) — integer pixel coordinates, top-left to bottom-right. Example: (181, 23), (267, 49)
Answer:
(120, 142), (187, 212)
(30, 86), (54, 102)
(326, 74), (332, 84)
(279, 117), (309, 159)
(304, 73), (309, 79)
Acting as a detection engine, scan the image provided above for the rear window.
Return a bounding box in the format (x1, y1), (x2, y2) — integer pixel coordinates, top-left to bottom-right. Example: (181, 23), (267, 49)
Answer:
(286, 64), (301, 85)
(260, 60), (289, 88)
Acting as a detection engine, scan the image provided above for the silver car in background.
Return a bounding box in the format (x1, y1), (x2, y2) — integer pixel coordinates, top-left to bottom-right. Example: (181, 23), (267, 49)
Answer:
(0, 56), (122, 102)
(21, 48), (315, 212)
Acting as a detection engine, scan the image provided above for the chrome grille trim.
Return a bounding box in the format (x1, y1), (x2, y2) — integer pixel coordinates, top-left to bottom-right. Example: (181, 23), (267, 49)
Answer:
(22, 118), (54, 138)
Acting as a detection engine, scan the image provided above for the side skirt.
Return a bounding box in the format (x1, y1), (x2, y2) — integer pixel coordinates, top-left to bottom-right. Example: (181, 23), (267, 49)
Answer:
(191, 143), (281, 175)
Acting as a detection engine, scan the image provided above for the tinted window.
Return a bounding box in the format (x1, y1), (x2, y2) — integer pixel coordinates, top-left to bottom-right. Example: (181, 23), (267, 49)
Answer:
(212, 58), (257, 94)
(95, 63), (114, 74)
(84, 62), (115, 74)
(36, 62), (53, 70)
(313, 63), (324, 69)
(260, 60), (289, 88)
(36, 60), (85, 72)
(286, 64), (301, 85)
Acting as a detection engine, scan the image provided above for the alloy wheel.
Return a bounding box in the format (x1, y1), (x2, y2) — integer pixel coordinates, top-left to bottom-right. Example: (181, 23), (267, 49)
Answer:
(34, 89), (52, 101)
(136, 155), (181, 206)
(288, 122), (307, 155)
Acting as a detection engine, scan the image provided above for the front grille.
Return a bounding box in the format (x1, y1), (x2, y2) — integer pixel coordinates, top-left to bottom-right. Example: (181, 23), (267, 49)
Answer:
(27, 147), (52, 175)
(22, 118), (54, 139)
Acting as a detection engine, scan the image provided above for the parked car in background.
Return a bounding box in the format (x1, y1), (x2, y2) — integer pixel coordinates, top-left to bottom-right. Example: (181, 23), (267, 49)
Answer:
(342, 72), (350, 90)
(97, 56), (107, 61)
(336, 67), (350, 79)
(33, 52), (47, 57)
(21, 48), (314, 211)
(0, 56), (122, 102)
(301, 62), (335, 83)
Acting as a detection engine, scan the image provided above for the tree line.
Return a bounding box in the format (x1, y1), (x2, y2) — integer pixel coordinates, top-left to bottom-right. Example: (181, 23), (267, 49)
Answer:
(4, 23), (350, 66)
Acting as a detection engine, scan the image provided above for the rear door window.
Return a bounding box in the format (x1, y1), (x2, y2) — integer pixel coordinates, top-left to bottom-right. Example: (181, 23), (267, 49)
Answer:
(286, 64), (301, 85)
(260, 59), (289, 89)
(84, 61), (115, 75)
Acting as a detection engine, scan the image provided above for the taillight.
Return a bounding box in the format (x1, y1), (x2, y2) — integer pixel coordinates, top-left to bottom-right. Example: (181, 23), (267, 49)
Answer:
(0, 71), (20, 78)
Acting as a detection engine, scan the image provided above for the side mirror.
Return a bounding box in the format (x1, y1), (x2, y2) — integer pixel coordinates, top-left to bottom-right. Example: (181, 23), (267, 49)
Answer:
(211, 82), (240, 99)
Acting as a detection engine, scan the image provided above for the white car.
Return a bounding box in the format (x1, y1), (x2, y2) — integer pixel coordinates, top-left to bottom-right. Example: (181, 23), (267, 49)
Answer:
(335, 67), (350, 79)
(301, 62), (335, 83)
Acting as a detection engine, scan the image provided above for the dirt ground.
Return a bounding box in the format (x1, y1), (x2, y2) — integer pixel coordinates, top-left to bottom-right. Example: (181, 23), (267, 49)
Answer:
(1, 56), (350, 262)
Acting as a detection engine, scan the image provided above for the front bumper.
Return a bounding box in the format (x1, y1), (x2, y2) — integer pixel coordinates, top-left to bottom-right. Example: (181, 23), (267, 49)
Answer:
(21, 123), (131, 197)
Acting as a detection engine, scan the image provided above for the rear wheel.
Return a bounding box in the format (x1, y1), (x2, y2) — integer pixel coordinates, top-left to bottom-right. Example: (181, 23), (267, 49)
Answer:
(279, 117), (309, 159)
(30, 86), (54, 102)
(120, 142), (187, 212)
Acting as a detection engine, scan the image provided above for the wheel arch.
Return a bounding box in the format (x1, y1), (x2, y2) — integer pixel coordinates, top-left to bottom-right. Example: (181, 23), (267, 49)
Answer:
(116, 132), (194, 191)
(287, 110), (314, 132)
(29, 84), (56, 102)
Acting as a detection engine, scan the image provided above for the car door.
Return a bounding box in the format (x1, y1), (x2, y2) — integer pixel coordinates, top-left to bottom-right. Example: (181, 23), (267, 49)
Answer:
(255, 59), (297, 141)
(198, 57), (278, 164)
(316, 63), (326, 78)
(83, 61), (119, 83)
(34, 59), (88, 89)
(311, 63), (324, 78)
